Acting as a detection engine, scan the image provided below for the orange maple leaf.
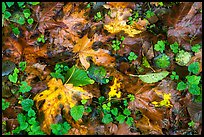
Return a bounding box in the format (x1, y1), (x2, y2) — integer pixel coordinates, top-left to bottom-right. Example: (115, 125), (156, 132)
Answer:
(73, 34), (115, 70)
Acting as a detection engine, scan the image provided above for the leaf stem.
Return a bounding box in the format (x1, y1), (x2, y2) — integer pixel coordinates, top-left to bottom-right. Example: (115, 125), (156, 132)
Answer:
(65, 65), (76, 84)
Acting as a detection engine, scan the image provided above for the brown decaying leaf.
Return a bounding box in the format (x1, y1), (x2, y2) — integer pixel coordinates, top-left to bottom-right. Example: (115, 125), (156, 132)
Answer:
(36, 2), (67, 34)
(50, 3), (88, 49)
(73, 34), (115, 70)
(136, 115), (163, 134)
(2, 37), (23, 64)
(166, 2), (202, 50)
(23, 43), (48, 64)
(33, 78), (93, 134)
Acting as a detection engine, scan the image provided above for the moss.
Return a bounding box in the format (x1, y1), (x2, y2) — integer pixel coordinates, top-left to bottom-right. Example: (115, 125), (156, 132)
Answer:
(154, 53), (170, 69)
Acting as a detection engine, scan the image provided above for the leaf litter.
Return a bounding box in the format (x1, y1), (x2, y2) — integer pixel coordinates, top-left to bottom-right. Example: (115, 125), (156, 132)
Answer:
(2, 2), (202, 135)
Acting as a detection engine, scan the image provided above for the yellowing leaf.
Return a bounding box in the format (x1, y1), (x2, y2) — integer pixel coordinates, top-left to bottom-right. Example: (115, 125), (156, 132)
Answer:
(33, 78), (92, 134)
(151, 90), (172, 108)
(73, 34), (115, 70)
(108, 78), (122, 100)
(104, 20), (142, 37)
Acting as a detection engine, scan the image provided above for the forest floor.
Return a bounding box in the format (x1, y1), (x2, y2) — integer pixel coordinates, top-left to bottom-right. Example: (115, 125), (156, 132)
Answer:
(2, 2), (202, 135)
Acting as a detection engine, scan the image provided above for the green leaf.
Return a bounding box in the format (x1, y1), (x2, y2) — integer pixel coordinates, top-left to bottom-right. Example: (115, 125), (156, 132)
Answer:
(188, 62), (200, 74)
(116, 114), (126, 124)
(85, 106), (92, 113)
(128, 52), (138, 61)
(177, 81), (187, 90)
(2, 99), (10, 110)
(27, 18), (34, 25)
(188, 121), (195, 127)
(19, 81), (32, 93)
(6, 2), (14, 8)
(4, 11), (11, 19)
(20, 122), (29, 130)
(21, 98), (34, 111)
(170, 42), (179, 54)
(12, 27), (20, 36)
(12, 127), (21, 134)
(23, 9), (31, 19)
(66, 66), (94, 86)
(191, 44), (201, 53)
(137, 71), (169, 83)
(102, 114), (113, 124)
(8, 68), (19, 83)
(154, 40), (165, 53)
(98, 96), (106, 104)
(87, 64), (109, 84)
(111, 108), (118, 116)
(123, 100), (128, 106)
(28, 117), (36, 125)
(146, 10), (155, 18)
(123, 108), (131, 116)
(51, 122), (71, 135)
(142, 56), (151, 68)
(127, 94), (135, 101)
(51, 124), (62, 135)
(19, 61), (26, 71)
(188, 84), (201, 95)
(126, 117), (134, 126)
(17, 2), (25, 7)
(70, 105), (84, 121)
(17, 16), (25, 25)
(50, 72), (65, 82)
(154, 53), (170, 68)
(17, 113), (27, 127)
(28, 108), (36, 117)
(27, 2), (40, 5)
(186, 75), (201, 85)
(81, 99), (87, 105)
(2, 2), (6, 13)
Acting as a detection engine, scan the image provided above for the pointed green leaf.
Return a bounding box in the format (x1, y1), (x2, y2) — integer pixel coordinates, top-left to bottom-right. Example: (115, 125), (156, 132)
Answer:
(137, 71), (169, 83)
(70, 105), (84, 121)
(6, 2), (14, 8)
(66, 66), (94, 86)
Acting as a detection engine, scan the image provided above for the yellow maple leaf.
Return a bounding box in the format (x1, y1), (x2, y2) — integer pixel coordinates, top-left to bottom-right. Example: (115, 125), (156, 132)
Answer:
(103, 4), (149, 37)
(33, 78), (93, 134)
(73, 34), (115, 70)
(151, 90), (172, 108)
(108, 78), (122, 100)
(104, 20), (142, 37)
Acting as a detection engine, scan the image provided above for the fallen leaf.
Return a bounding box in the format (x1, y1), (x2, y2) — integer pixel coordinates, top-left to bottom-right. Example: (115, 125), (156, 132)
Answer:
(33, 78), (93, 134)
(166, 2), (202, 50)
(36, 2), (67, 35)
(73, 34), (115, 70)
(135, 115), (163, 134)
(130, 71), (169, 83)
(104, 20), (143, 37)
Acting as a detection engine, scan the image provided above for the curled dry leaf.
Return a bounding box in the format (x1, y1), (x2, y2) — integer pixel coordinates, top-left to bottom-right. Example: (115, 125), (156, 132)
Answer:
(33, 78), (93, 134)
(73, 34), (115, 70)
